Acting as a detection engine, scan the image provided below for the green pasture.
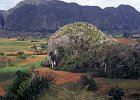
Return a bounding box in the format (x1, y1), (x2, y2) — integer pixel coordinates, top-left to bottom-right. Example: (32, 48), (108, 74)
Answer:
(0, 38), (44, 52)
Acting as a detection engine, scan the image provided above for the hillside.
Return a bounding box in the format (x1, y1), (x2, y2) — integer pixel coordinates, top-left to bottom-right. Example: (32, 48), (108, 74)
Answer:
(47, 22), (115, 72)
(48, 22), (115, 51)
(1, 0), (140, 33)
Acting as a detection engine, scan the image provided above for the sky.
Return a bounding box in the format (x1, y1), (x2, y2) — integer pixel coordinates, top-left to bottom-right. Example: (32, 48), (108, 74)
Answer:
(0, 0), (140, 11)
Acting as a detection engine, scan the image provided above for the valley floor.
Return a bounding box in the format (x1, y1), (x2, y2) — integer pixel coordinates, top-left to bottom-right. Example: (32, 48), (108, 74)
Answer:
(0, 38), (140, 99)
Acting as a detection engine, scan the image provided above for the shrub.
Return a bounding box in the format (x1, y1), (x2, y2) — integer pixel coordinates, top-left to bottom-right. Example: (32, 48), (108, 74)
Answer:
(17, 51), (25, 55)
(79, 75), (97, 91)
(16, 51), (27, 59)
(108, 86), (124, 100)
(41, 61), (51, 67)
(17, 54), (27, 59)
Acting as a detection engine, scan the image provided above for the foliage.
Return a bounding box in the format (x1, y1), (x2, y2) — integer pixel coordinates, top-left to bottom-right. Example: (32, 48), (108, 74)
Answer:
(47, 22), (140, 79)
(48, 22), (114, 51)
(94, 44), (140, 79)
(17, 51), (27, 59)
(47, 22), (115, 72)
(79, 75), (97, 91)
(1, 71), (55, 100)
(108, 86), (124, 100)
(1, 71), (31, 100)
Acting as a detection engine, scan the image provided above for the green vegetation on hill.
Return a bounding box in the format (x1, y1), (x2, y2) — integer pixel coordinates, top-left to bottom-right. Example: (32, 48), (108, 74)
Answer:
(47, 22), (115, 72)
(47, 22), (140, 79)
(48, 22), (115, 51)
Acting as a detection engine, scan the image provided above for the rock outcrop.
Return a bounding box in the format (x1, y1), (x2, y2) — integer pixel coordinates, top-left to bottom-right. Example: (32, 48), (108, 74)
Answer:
(2, 0), (140, 33)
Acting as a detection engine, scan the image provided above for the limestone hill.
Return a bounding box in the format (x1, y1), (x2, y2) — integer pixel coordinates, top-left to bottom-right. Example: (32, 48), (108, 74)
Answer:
(47, 22), (116, 72)
(48, 22), (115, 51)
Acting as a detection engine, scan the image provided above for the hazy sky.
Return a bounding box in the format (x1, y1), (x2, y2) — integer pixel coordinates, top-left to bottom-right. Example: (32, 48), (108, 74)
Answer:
(0, 0), (140, 11)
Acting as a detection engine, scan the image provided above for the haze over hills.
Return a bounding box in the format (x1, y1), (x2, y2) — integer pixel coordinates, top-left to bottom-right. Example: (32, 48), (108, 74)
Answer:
(0, 0), (140, 34)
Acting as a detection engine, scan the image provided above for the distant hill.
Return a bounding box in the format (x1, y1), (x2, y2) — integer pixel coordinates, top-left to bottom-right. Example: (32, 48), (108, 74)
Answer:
(0, 10), (5, 29)
(1, 0), (140, 34)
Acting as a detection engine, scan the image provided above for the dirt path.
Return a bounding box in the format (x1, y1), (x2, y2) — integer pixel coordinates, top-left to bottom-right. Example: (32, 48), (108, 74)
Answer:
(17, 55), (46, 66)
(35, 68), (81, 84)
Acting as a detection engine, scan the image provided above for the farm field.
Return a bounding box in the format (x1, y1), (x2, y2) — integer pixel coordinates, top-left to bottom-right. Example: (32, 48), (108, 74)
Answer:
(116, 38), (138, 45)
(0, 38), (47, 96)
(0, 38), (44, 52)
(0, 38), (32, 52)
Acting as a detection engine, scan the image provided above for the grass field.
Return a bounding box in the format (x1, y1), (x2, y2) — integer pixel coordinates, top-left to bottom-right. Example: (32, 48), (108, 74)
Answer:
(0, 38), (46, 74)
(0, 38), (44, 52)
(0, 38), (32, 52)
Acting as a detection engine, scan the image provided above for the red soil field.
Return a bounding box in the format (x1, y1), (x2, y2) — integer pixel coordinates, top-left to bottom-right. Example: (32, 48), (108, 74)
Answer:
(24, 51), (35, 55)
(116, 38), (138, 45)
(34, 68), (81, 84)
(5, 51), (34, 55)
(0, 56), (16, 60)
(0, 86), (5, 96)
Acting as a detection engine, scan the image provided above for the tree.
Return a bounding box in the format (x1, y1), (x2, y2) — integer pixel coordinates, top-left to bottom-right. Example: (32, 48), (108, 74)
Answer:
(132, 52), (138, 73)
(2, 71), (31, 100)
(48, 52), (57, 68)
(1, 71), (55, 100)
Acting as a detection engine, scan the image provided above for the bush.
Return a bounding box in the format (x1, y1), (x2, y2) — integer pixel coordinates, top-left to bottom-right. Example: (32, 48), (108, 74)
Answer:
(16, 51), (27, 59)
(108, 86), (124, 100)
(17, 51), (25, 55)
(83, 44), (140, 79)
(41, 61), (51, 67)
(79, 75), (97, 91)
(17, 54), (27, 59)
